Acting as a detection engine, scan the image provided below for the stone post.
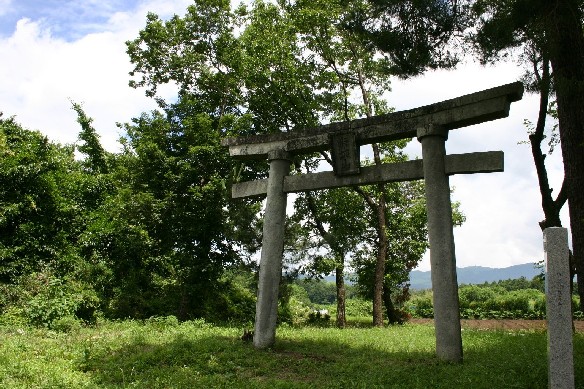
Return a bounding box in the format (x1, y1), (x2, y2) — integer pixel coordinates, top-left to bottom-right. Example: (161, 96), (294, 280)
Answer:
(544, 227), (574, 389)
(253, 149), (291, 349)
(417, 124), (463, 363)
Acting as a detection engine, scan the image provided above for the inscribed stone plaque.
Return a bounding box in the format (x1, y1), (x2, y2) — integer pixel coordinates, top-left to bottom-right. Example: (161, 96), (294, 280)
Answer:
(330, 131), (360, 176)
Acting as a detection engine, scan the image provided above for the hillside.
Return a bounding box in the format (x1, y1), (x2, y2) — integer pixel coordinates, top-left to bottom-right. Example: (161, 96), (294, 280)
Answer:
(409, 263), (541, 290)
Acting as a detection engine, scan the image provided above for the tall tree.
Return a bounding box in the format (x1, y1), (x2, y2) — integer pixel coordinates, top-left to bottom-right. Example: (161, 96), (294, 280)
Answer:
(283, 0), (428, 326)
(0, 116), (86, 281)
(471, 0), (584, 310)
(291, 187), (368, 327)
(127, 0), (459, 325)
(81, 95), (259, 319)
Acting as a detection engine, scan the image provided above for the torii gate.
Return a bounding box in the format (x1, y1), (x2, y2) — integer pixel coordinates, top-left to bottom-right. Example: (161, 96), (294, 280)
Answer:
(222, 82), (524, 362)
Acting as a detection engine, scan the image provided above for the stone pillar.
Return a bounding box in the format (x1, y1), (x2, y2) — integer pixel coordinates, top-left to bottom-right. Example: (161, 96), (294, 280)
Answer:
(417, 124), (463, 363)
(544, 227), (574, 389)
(254, 149), (291, 349)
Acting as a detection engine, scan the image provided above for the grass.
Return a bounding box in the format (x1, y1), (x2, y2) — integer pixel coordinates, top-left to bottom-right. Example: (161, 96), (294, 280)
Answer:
(1, 318), (583, 388)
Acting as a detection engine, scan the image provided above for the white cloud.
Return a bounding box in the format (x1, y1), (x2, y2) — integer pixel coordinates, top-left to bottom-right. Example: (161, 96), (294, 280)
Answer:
(393, 64), (568, 271)
(0, 1), (190, 151)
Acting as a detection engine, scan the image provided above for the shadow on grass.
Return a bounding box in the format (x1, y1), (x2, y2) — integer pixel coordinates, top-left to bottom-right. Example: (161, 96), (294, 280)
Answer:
(79, 325), (584, 389)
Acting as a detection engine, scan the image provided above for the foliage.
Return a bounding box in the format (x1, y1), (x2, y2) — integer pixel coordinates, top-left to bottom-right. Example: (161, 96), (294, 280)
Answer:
(307, 310), (332, 326)
(203, 268), (257, 324)
(0, 117), (88, 282)
(0, 271), (99, 329)
(344, 297), (374, 318)
(473, 275), (545, 293)
(408, 280), (583, 320)
(72, 102), (109, 174)
(277, 283), (313, 326)
(294, 279), (357, 305)
(345, 0), (472, 77)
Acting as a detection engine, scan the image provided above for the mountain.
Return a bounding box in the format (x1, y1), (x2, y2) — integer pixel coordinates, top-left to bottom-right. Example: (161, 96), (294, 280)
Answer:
(409, 263), (542, 290)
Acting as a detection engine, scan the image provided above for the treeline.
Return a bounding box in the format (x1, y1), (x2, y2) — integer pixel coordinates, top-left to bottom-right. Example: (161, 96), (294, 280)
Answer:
(0, 0), (440, 330)
(0, 108), (264, 329)
(4, 0), (584, 330)
(290, 276), (583, 323)
(408, 276), (583, 320)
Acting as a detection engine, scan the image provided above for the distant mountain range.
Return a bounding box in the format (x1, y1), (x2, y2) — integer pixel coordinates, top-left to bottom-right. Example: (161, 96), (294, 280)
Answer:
(409, 263), (542, 290)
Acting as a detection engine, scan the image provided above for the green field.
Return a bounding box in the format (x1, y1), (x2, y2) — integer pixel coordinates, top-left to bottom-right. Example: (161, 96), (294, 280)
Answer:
(1, 318), (583, 388)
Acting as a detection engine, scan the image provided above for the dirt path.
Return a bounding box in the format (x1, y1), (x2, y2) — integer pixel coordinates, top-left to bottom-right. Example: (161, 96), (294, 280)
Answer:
(410, 318), (584, 332)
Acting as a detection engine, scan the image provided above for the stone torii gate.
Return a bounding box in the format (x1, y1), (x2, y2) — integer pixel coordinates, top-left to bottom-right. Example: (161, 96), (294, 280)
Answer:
(222, 82), (524, 362)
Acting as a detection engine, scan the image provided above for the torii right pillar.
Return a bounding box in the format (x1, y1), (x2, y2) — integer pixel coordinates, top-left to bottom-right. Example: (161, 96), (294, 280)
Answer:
(418, 124), (463, 363)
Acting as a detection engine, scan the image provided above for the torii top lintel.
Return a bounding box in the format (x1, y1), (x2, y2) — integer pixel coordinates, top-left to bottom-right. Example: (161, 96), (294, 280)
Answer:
(221, 82), (524, 160)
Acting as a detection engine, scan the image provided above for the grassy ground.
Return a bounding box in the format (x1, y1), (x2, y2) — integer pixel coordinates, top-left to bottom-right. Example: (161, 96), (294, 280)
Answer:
(1, 318), (583, 388)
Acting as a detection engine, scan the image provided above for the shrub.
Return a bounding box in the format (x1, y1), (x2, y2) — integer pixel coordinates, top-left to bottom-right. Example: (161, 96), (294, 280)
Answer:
(2, 271), (100, 328)
(345, 298), (373, 318)
(279, 295), (312, 326)
(407, 291), (433, 318)
(201, 274), (257, 324)
(145, 315), (180, 330)
(407, 285), (553, 319)
(458, 285), (498, 309)
(51, 315), (83, 332)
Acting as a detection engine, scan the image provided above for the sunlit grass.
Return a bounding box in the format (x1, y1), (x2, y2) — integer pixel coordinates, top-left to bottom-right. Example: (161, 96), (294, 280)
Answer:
(0, 318), (582, 388)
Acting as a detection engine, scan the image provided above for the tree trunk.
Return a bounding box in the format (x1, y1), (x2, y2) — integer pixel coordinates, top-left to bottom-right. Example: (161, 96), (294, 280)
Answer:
(382, 282), (400, 324)
(335, 264), (346, 328)
(530, 57), (567, 231)
(544, 0), (584, 311)
(355, 69), (388, 327)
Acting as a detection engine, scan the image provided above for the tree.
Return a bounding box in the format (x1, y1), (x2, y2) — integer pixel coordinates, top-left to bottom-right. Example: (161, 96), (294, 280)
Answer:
(282, 0), (430, 326)
(294, 0), (470, 325)
(471, 0), (584, 310)
(72, 102), (109, 175)
(343, 0), (472, 77)
(80, 95), (259, 319)
(291, 187), (369, 327)
(127, 0), (461, 326)
(0, 116), (86, 281)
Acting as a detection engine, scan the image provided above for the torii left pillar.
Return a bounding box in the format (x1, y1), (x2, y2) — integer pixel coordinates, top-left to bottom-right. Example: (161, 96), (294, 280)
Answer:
(418, 124), (463, 363)
(254, 149), (291, 349)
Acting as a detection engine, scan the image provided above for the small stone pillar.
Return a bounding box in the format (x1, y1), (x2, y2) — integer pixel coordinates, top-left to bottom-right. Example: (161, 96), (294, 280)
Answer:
(544, 227), (574, 389)
(417, 124), (463, 363)
(254, 149), (291, 349)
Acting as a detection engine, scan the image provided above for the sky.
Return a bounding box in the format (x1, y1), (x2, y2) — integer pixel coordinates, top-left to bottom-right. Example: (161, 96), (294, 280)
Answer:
(0, 1), (569, 271)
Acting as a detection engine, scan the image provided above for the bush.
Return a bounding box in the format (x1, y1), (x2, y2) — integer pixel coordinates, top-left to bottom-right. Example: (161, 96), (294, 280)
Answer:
(51, 316), (83, 332)
(458, 285), (498, 309)
(145, 315), (180, 330)
(345, 298), (373, 318)
(0, 306), (28, 327)
(407, 285), (553, 320)
(278, 294), (312, 326)
(1, 271), (100, 328)
(407, 291), (433, 318)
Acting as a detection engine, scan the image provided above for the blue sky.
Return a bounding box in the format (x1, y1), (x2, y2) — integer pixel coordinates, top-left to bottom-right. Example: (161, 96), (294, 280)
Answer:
(0, 0), (569, 271)
(0, 1), (143, 40)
